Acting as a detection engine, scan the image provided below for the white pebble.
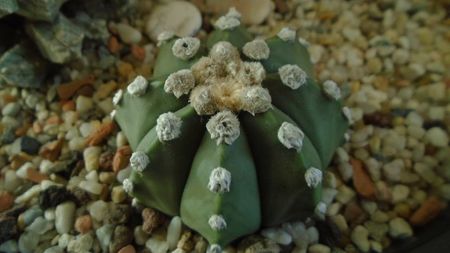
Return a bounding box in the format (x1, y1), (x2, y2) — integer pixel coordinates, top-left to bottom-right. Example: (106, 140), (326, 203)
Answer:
(261, 228), (292, 245)
(55, 202), (76, 234)
(167, 216), (182, 250)
(79, 180), (103, 195)
(146, 238), (170, 253)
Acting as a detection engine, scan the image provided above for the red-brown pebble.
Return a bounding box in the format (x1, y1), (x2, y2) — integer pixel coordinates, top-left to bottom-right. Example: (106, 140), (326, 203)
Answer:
(0, 191), (14, 212)
(410, 196), (447, 226)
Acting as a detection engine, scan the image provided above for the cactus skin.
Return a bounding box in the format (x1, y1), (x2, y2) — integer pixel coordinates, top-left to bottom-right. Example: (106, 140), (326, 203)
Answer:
(114, 10), (349, 250)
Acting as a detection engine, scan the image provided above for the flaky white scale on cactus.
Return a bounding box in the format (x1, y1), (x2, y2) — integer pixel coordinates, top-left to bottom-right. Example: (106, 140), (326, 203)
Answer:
(277, 27), (296, 42)
(127, 75), (148, 96)
(130, 151), (150, 172)
(242, 86), (272, 115)
(122, 178), (133, 193)
(243, 39), (270, 60)
(110, 109), (117, 119)
(206, 111), (240, 145)
(323, 80), (341, 100)
(342, 106), (353, 124)
(277, 122), (304, 151)
(208, 215), (227, 231)
(304, 167), (323, 188)
(208, 167), (231, 193)
(279, 64), (308, 90)
(207, 244), (222, 253)
(164, 69), (196, 98)
(112, 89), (123, 106)
(156, 112), (183, 142)
(172, 37), (201, 60)
(215, 8), (241, 30)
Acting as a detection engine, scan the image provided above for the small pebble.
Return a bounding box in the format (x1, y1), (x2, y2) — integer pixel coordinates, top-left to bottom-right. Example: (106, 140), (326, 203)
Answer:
(167, 216), (182, 250)
(118, 245), (136, 253)
(89, 200), (109, 222)
(67, 233), (94, 253)
(18, 231), (39, 253)
(55, 201), (76, 234)
(308, 244), (331, 253)
(425, 127), (449, 147)
(146, 237), (170, 253)
(96, 224), (114, 252)
(351, 225), (370, 252)
(389, 217), (413, 238)
(83, 146), (101, 171)
(76, 96), (94, 114)
(261, 228), (292, 245)
(116, 23), (142, 44)
(75, 215), (92, 234)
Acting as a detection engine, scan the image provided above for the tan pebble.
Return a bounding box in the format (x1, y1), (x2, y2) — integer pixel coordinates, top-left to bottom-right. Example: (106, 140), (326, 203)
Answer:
(108, 36), (122, 54)
(0, 191), (14, 212)
(178, 231), (195, 252)
(117, 62), (135, 79)
(99, 172), (115, 184)
(410, 195), (447, 226)
(62, 100), (76, 111)
(394, 203), (411, 219)
(113, 145), (132, 173)
(111, 186), (127, 204)
(75, 215), (92, 234)
(118, 245), (136, 253)
(94, 80), (118, 100)
(142, 208), (165, 234)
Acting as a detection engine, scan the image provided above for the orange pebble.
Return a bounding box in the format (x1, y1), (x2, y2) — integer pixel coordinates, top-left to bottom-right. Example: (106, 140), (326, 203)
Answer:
(75, 215), (93, 234)
(26, 168), (49, 183)
(410, 196), (447, 226)
(351, 159), (376, 199)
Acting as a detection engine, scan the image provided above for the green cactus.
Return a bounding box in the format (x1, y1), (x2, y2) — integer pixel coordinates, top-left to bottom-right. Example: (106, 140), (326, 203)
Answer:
(113, 9), (349, 251)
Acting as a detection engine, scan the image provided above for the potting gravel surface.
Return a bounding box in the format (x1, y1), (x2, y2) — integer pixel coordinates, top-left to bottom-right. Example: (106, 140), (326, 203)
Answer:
(0, 0), (449, 253)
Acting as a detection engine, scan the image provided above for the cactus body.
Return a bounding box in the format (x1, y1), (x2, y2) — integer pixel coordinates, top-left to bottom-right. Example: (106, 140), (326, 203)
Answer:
(114, 9), (349, 250)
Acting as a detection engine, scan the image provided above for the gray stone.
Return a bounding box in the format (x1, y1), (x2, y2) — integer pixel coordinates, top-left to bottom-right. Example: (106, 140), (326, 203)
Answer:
(18, 231), (40, 253)
(95, 224), (114, 253)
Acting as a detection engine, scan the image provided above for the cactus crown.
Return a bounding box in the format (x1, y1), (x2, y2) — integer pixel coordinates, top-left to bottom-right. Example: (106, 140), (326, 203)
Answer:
(113, 8), (349, 250)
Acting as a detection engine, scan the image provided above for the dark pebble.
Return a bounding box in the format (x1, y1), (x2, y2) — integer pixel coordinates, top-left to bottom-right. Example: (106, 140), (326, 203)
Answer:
(363, 112), (392, 128)
(105, 204), (131, 225)
(0, 216), (18, 244)
(109, 225), (133, 253)
(0, 127), (15, 145)
(316, 219), (341, 247)
(20, 136), (41, 155)
(39, 186), (75, 209)
(391, 108), (413, 117)
(423, 120), (447, 130)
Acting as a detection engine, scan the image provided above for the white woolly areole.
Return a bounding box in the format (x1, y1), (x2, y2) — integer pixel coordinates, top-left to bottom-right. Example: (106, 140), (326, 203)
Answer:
(156, 112), (183, 142)
(110, 110), (116, 119)
(172, 37), (201, 60)
(315, 202), (327, 219)
(242, 86), (272, 115)
(130, 151), (150, 172)
(206, 111), (240, 145)
(190, 86), (216, 115)
(210, 41), (240, 63)
(112, 89), (123, 105)
(277, 122), (304, 151)
(278, 64), (308, 90)
(344, 132), (351, 142)
(164, 69), (196, 98)
(305, 167), (323, 188)
(323, 80), (341, 100)
(127, 75), (148, 96)
(208, 215), (227, 231)
(207, 244), (222, 253)
(239, 62), (266, 85)
(208, 167), (231, 193)
(277, 27), (296, 42)
(157, 31), (175, 44)
(122, 178), (133, 193)
(242, 39), (270, 60)
(214, 8), (241, 30)
(342, 106), (353, 124)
